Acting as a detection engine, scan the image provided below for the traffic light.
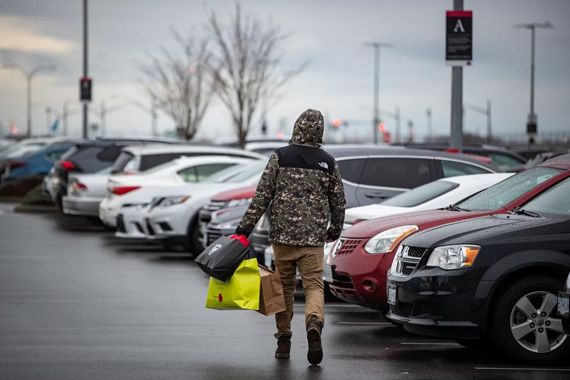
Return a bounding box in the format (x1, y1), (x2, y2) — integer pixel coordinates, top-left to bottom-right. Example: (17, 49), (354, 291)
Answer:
(79, 77), (92, 102)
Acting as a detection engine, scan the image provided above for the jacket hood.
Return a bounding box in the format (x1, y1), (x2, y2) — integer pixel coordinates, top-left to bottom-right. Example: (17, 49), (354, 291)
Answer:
(290, 109), (324, 147)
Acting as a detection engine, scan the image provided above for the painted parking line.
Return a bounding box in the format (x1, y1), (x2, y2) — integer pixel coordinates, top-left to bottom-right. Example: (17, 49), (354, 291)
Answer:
(337, 321), (394, 326)
(474, 367), (570, 372)
(400, 342), (460, 346)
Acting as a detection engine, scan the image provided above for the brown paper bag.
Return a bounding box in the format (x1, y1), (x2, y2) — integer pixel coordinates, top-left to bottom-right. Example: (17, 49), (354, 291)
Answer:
(257, 265), (286, 316)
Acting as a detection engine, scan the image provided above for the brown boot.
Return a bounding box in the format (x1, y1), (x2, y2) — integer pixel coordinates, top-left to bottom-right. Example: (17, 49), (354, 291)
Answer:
(306, 315), (323, 365)
(275, 334), (291, 359)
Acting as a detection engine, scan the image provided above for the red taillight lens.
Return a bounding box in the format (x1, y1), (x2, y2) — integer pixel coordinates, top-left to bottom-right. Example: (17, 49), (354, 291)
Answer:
(112, 185), (141, 195)
(72, 181), (88, 191)
(9, 160), (27, 169)
(61, 160), (77, 170)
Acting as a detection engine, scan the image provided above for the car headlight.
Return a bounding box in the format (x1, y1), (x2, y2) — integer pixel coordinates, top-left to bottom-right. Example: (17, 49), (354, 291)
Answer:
(160, 196), (190, 208)
(122, 202), (149, 209)
(342, 222), (352, 230)
(364, 225), (419, 254)
(426, 245), (480, 270)
(227, 197), (252, 207)
(218, 219), (241, 229)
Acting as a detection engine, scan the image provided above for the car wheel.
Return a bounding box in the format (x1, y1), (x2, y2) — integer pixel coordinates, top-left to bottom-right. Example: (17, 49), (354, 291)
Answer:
(184, 218), (203, 258)
(490, 276), (569, 363)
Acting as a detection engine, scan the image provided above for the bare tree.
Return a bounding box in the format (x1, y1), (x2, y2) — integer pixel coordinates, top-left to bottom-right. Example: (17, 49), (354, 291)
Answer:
(141, 30), (215, 140)
(208, 4), (306, 148)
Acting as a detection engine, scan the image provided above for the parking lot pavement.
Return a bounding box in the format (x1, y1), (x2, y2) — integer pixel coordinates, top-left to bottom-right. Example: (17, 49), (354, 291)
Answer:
(1, 208), (570, 380)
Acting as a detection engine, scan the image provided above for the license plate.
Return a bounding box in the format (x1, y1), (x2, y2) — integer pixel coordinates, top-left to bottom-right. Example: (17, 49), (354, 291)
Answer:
(558, 292), (570, 317)
(388, 284), (397, 305)
(323, 264), (333, 283)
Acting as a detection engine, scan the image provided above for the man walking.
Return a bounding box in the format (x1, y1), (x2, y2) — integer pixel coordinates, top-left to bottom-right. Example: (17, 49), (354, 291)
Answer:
(235, 109), (346, 365)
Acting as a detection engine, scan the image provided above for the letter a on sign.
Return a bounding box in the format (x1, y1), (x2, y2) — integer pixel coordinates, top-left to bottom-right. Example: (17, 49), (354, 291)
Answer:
(453, 19), (465, 33)
(446, 10), (473, 65)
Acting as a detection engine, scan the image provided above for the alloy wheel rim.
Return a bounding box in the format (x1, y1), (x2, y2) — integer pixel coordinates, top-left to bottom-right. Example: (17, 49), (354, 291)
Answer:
(509, 290), (567, 354)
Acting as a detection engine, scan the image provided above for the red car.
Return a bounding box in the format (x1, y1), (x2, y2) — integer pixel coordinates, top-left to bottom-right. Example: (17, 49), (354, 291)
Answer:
(327, 154), (570, 310)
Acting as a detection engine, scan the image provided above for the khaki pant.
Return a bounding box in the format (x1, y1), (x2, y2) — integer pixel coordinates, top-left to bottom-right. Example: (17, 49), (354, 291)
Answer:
(272, 243), (324, 338)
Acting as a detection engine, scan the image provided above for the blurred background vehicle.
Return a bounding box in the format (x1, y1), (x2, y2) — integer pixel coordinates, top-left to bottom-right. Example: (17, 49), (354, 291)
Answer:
(344, 173), (514, 225)
(326, 154), (570, 311)
(559, 273), (569, 334)
(62, 167), (112, 217)
(99, 156), (255, 228)
(387, 176), (570, 363)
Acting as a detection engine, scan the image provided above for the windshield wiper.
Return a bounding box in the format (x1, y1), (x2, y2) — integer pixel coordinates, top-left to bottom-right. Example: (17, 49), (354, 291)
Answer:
(446, 204), (470, 212)
(512, 208), (540, 218)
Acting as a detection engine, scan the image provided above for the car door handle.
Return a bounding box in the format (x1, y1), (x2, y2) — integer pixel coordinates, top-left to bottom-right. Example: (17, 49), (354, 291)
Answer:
(364, 193), (388, 199)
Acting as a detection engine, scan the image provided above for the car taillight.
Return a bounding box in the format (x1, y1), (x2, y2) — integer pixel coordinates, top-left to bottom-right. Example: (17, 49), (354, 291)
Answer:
(72, 181), (88, 191)
(61, 160), (77, 170)
(9, 160), (27, 169)
(112, 186), (141, 195)
(352, 219), (365, 225)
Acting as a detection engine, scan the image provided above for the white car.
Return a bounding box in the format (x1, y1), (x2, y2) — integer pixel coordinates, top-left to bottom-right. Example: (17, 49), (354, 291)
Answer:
(143, 160), (267, 254)
(113, 164), (254, 239)
(99, 156), (255, 228)
(62, 168), (112, 216)
(344, 173), (514, 225)
(110, 144), (264, 175)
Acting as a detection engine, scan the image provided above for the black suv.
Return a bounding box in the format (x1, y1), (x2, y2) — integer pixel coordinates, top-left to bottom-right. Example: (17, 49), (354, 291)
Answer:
(50, 137), (179, 207)
(387, 176), (570, 363)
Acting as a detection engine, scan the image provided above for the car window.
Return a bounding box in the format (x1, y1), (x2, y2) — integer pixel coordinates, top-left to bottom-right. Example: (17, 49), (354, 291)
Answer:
(523, 178), (570, 216)
(441, 160), (490, 177)
(111, 151), (135, 173)
(361, 158), (432, 188)
(337, 158), (365, 183)
(96, 146), (123, 162)
(456, 167), (563, 211)
(178, 166), (198, 182)
(69, 146), (113, 172)
(203, 164), (247, 183)
(177, 163), (236, 183)
(223, 160), (267, 183)
(488, 152), (525, 171)
(140, 153), (184, 171)
(45, 149), (68, 162)
(382, 180), (459, 207)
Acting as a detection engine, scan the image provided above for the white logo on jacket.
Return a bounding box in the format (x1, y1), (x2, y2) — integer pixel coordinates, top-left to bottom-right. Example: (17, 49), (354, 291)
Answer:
(208, 244), (223, 255)
(318, 162), (329, 170)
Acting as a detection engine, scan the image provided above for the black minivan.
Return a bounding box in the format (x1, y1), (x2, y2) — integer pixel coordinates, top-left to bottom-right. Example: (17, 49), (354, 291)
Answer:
(387, 176), (570, 363)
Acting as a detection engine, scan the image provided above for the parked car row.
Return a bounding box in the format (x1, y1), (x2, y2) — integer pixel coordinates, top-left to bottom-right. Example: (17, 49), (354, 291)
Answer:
(5, 134), (567, 364)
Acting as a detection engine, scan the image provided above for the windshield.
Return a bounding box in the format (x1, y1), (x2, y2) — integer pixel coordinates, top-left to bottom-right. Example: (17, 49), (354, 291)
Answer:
(203, 164), (248, 183)
(383, 180), (459, 208)
(457, 167), (562, 211)
(523, 178), (570, 216)
(222, 160), (266, 183)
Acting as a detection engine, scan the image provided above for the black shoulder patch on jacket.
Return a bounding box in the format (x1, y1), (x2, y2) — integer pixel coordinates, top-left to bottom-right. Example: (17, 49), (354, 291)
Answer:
(276, 145), (335, 174)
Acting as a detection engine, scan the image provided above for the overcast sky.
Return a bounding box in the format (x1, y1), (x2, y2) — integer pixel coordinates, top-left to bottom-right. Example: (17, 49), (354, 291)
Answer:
(0, 0), (569, 142)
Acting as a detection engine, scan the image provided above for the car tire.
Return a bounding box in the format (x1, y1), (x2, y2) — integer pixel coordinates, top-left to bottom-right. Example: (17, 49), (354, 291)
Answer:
(489, 275), (569, 363)
(184, 218), (203, 258)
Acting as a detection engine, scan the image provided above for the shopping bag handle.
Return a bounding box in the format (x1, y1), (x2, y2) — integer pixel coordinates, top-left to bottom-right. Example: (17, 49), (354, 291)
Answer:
(229, 234), (250, 248)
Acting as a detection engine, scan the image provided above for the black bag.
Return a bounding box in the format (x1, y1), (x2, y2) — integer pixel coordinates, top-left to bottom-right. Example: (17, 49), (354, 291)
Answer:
(195, 235), (250, 282)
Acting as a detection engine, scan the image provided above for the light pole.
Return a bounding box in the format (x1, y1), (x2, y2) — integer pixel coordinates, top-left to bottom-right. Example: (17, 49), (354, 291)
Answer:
(364, 41), (393, 144)
(464, 100), (492, 143)
(426, 108), (433, 142)
(1, 63), (55, 137)
(514, 22), (553, 142)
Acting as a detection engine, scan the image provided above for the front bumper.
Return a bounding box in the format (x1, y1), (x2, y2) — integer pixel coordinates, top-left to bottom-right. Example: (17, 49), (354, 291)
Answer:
(328, 240), (393, 310)
(145, 203), (188, 240)
(386, 267), (482, 340)
(115, 207), (148, 239)
(62, 195), (101, 216)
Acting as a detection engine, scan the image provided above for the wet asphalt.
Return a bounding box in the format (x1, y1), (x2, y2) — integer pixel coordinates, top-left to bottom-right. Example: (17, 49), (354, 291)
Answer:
(1, 202), (569, 380)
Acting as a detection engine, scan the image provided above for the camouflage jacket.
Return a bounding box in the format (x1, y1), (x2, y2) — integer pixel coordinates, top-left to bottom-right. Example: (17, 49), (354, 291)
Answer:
(236, 109), (346, 247)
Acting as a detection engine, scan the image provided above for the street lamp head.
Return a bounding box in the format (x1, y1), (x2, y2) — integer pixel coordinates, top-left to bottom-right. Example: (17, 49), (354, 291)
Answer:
(363, 41), (395, 49)
(514, 21), (554, 30)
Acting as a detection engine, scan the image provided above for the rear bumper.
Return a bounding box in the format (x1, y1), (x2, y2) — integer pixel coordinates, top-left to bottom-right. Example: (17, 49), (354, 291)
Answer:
(62, 196), (101, 216)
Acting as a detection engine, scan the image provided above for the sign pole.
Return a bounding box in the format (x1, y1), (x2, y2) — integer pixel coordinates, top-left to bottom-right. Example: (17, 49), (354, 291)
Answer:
(82, 0), (89, 139)
(449, 0), (465, 152)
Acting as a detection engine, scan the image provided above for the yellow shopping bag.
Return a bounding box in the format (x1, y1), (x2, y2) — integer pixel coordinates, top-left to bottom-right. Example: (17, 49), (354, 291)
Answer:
(205, 257), (260, 310)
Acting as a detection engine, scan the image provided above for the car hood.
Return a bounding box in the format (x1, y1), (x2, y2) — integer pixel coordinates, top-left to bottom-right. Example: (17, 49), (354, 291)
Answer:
(403, 213), (568, 248)
(345, 204), (414, 223)
(342, 209), (490, 239)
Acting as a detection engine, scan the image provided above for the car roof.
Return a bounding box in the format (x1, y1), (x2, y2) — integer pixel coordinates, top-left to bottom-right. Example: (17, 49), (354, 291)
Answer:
(538, 153), (570, 170)
(121, 144), (264, 159)
(323, 145), (497, 170)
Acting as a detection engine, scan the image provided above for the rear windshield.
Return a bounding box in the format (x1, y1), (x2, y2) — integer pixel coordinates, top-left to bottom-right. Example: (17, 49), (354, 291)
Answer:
(220, 161), (266, 183)
(203, 164), (247, 183)
(524, 178), (570, 216)
(456, 167), (562, 211)
(383, 180), (459, 208)
(68, 146), (120, 173)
